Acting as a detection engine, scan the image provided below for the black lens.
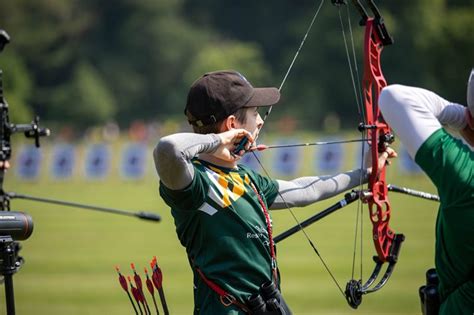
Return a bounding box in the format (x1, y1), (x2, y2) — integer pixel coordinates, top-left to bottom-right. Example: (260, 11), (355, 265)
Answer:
(246, 293), (267, 314)
(259, 281), (293, 315)
(425, 268), (438, 285)
(423, 285), (440, 315)
(260, 281), (279, 300)
(0, 211), (34, 241)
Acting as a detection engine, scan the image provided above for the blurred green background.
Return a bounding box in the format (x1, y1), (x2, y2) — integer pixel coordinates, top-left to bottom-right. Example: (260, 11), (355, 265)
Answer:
(0, 0), (472, 314)
(1, 137), (439, 314)
(0, 1), (472, 132)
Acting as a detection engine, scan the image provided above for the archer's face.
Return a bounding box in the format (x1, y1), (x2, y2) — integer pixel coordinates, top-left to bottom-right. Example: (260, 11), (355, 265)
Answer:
(237, 107), (264, 140)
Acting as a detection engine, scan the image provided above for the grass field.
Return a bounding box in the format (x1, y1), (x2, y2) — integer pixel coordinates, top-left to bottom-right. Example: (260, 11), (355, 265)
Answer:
(0, 136), (439, 314)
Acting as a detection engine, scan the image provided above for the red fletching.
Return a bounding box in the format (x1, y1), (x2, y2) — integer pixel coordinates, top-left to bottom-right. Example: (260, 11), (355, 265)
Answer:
(151, 257), (164, 289)
(119, 274), (128, 292)
(131, 263), (143, 291)
(152, 265), (163, 290)
(128, 276), (141, 303)
(115, 266), (128, 292)
(144, 268), (155, 295)
(131, 286), (141, 303)
(134, 274), (143, 291)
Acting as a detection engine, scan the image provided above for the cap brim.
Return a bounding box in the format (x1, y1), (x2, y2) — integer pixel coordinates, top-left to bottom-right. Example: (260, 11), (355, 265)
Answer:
(245, 87), (280, 108)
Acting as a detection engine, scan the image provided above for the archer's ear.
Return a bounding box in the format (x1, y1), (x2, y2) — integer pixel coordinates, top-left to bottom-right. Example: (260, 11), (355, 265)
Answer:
(223, 115), (237, 130)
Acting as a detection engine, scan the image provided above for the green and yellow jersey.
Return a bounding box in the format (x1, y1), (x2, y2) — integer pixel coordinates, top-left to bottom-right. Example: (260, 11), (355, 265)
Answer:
(160, 159), (279, 314)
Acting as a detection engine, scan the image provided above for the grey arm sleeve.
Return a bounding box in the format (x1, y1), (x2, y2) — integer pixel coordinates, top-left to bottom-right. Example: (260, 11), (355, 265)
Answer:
(270, 169), (368, 209)
(153, 133), (221, 190)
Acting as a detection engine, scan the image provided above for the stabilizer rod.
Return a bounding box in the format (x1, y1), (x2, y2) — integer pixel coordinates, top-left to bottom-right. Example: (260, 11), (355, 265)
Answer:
(6, 192), (161, 222)
(387, 185), (440, 202)
(274, 191), (359, 243)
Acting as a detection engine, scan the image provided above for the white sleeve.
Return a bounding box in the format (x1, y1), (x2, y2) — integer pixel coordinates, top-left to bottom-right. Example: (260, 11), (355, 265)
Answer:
(270, 169), (368, 209)
(379, 84), (467, 158)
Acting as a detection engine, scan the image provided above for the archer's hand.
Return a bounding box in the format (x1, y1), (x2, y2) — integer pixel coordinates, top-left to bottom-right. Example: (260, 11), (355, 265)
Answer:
(214, 129), (254, 161)
(365, 147), (397, 176)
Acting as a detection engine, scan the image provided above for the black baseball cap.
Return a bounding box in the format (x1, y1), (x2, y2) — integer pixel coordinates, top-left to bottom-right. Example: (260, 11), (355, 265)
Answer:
(185, 70), (280, 127)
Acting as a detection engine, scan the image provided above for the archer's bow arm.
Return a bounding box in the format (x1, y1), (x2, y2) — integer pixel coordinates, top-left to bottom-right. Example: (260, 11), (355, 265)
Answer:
(271, 169), (369, 209)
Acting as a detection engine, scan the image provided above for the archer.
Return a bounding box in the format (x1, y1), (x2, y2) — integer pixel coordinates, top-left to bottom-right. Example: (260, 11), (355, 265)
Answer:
(379, 71), (474, 314)
(153, 70), (395, 314)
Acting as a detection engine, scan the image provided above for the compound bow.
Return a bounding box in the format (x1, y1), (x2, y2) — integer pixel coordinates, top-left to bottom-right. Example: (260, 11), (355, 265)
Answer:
(253, 0), (405, 309)
(339, 0), (404, 308)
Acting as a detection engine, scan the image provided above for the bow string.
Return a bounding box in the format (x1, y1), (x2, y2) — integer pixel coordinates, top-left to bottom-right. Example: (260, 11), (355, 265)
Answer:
(246, 0), (405, 309)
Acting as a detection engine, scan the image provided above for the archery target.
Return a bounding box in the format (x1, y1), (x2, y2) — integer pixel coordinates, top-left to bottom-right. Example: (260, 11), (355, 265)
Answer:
(84, 143), (111, 179)
(120, 142), (147, 179)
(16, 145), (42, 180)
(315, 139), (343, 172)
(50, 144), (75, 179)
(272, 140), (301, 176)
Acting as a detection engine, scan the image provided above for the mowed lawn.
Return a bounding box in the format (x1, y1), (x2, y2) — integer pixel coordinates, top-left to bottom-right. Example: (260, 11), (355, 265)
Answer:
(1, 138), (438, 314)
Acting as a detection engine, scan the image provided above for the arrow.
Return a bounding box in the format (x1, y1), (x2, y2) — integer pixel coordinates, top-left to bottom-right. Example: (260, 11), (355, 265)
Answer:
(150, 257), (169, 315)
(128, 275), (143, 315)
(132, 263), (151, 315)
(145, 267), (160, 315)
(114, 266), (138, 315)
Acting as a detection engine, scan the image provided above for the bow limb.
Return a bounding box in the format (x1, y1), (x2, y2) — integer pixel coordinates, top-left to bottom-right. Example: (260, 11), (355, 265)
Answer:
(344, 2), (405, 308)
(254, 0), (405, 309)
(362, 16), (396, 263)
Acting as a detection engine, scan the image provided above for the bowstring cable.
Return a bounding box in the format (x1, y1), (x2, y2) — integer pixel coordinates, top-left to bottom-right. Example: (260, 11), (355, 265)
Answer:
(346, 3), (366, 281)
(250, 0), (346, 298)
(261, 0), (326, 124)
(337, 4), (367, 282)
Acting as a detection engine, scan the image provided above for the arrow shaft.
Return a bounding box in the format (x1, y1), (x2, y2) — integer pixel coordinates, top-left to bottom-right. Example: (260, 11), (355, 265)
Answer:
(157, 288), (169, 315)
(265, 138), (369, 149)
(127, 292), (139, 315)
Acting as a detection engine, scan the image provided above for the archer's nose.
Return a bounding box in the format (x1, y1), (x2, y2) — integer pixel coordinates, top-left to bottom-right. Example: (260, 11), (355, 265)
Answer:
(257, 113), (264, 129)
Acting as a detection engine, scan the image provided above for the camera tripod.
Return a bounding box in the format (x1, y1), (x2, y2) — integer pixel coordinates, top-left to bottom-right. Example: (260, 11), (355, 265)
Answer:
(0, 235), (22, 314)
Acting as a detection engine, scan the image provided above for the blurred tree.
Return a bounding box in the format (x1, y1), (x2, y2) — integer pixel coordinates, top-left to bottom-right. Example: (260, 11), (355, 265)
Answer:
(182, 0), (474, 129)
(0, 0), (472, 130)
(0, 52), (33, 123)
(416, 3), (474, 103)
(184, 41), (272, 86)
(0, 0), (103, 127)
(48, 61), (116, 127)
